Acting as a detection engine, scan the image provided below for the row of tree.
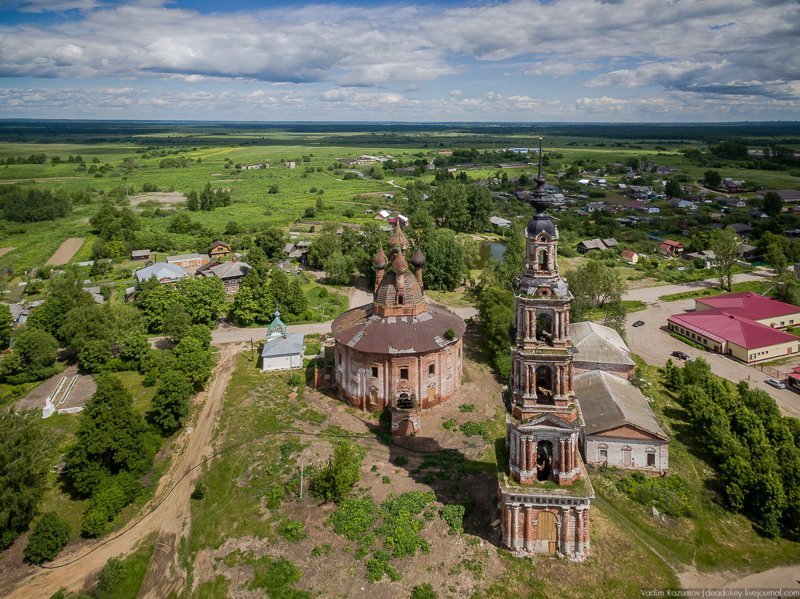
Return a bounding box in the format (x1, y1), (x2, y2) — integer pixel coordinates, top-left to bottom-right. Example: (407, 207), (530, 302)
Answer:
(664, 359), (800, 539)
(0, 186), (72, 223)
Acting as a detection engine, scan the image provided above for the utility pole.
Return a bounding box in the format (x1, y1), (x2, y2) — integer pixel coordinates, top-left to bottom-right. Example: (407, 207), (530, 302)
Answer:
(299, 462), (304, 499)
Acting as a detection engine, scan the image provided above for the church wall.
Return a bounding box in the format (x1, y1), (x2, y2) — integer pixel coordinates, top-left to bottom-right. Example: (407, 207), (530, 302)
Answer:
(584, 434), (669, 472)
(334, 339), (463, 411)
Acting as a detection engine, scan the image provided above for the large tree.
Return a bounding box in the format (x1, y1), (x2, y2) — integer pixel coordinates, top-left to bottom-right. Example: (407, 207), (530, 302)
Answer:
(430, 181), (469, 232)
(762, 191), (783, 217)
(709, 228), (742, 292)
(565, 260), (625, 320)
(64, 374), (153, 496)
(147, 371), (192, 435)
(0, 409), (49, 549)
(177, 276), (226, 326)
(703, 170), (722, 188)
(256, 227), (286, 260)
(420, 228), (466, 291)
(0, 303), (12, 350)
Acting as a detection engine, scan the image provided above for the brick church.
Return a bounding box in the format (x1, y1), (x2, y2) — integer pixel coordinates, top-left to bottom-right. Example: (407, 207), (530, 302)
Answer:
(331, 222), (465, 436)
(497, 139), (593, 560)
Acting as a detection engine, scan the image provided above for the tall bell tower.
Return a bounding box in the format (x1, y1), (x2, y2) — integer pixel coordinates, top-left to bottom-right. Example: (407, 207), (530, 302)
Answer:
(497, 138), (592, 560)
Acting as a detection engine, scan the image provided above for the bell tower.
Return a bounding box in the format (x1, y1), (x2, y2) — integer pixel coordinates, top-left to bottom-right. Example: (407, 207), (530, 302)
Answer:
(498, 138), (592, 561)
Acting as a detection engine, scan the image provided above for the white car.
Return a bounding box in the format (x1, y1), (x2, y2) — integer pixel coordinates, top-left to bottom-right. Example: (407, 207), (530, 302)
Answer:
(766, 378), (786, 389)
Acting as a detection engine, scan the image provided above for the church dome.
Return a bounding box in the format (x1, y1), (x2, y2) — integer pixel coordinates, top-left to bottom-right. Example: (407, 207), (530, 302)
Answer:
(372, 246), (388, 268)
(392, 250), (409, 273)
(411, 246), (426, 268)
(388, 221), (410, 250)
(527, 213), (556, 237)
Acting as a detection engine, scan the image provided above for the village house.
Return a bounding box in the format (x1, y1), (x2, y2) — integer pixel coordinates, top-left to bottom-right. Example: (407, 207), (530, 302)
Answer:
(620, 249), (639, 264)
(130, 249), (152, 261)
(657, 239), (684, 257)
(134, 262), (187, 285)
(167, 253), (210, 272)
(489, 215), (512, 229)
(201, 260), (250, 294)
(577, 238), (618, 253)
(209, 240), (231, 259)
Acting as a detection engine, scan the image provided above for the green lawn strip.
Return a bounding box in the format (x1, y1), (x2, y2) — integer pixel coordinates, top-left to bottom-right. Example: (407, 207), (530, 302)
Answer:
(659, 280), (769, 302)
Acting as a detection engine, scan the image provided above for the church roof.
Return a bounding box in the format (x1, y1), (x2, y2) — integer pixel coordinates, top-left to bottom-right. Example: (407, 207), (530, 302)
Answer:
(332, 302), (465, 355)
(375, 270), (424, 307)
(569, 321), (635, 368)
(261, 332), (305, 358)
(372, 246), (388, 267)
(575, 370), (667, 439)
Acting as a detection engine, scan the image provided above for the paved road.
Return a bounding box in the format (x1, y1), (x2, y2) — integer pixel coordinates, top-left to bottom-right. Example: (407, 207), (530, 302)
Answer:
(622, 271), (800, 418)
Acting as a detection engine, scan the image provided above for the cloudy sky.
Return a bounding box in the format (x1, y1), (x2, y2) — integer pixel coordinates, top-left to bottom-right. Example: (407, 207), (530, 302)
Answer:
(0, 0), (798, 121)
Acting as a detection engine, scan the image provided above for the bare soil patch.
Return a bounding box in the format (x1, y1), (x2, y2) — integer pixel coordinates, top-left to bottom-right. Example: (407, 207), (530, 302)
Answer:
(0, 246), (14, 258)
(128, 191), (186, 207)
(16, 365), (96, 412)
(45, 237), (85, 266)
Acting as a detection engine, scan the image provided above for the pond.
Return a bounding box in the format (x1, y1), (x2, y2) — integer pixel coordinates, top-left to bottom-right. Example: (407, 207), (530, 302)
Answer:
(478, 241), (505, 267)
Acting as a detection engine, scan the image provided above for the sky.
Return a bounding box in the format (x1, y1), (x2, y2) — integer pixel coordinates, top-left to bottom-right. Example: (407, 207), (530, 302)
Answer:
(0, 0), (798, 122)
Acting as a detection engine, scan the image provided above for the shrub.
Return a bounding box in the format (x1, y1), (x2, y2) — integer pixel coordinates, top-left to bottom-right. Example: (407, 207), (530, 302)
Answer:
(24, 513), (71, 564)
(330, 497), (378, 542)
(411, 583), (438, 599)
(277, 519), (307, 543)
(191, 482), (206, 500)
(442, 419), (455, 431)
(459, 420), (489, 440)
(393, 455), (409, 467)
(616, 472), (693, 518)
(81, 473), (142, 537)
(458, 404), (476, 413)
(439, 504), (466, 535)
(97, 557), (125, 594)
(312, 440), (365, 503)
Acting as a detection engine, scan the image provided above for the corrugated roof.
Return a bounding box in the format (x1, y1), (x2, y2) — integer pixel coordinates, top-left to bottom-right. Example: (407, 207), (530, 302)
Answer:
(206, 261), (250, 280)
(575, 370), (667, 439)
(135, 262), (186, 283)
(669, 309), (797, 349)
(569, 321), (635, 368)
(332, 302), (465, 354)
(261, 332), (305, 358)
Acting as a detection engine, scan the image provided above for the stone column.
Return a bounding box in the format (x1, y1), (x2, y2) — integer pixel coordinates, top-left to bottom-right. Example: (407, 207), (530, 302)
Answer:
(502, 505), (510, 547)
(525, 506), (533, 551)
(511, 506), (520, 549)
(561, 509), (571, 557)
(559, 438), (566, 474)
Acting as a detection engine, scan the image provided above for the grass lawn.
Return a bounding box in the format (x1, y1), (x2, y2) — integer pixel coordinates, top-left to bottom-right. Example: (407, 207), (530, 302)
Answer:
(95, 535), (156, 599)
(659, 280), (769, 302)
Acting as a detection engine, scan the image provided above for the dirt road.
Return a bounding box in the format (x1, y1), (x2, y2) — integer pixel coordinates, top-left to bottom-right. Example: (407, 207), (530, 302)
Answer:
(45, 237), (84, 266)
(6, 344), (243, 598)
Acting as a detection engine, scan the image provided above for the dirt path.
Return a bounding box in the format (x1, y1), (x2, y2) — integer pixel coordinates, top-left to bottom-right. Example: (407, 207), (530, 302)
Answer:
(678, 563), (800, 589)
(45, 237), (85, 266)
(0, 247), (14, 258)
(6, 344), (243, 598)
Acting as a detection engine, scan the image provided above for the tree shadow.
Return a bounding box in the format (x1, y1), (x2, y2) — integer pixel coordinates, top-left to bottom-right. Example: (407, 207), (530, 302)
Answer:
(361, 413), (502, 547)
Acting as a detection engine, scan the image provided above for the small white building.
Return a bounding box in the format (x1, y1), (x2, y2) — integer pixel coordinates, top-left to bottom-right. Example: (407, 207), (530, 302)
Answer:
(260, 312), (305, 372)
(576, 370), (669, 473)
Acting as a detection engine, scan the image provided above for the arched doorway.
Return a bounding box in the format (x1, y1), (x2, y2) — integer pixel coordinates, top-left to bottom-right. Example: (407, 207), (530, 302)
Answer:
(536, 440), (553, 481)
(536, 312), (553, 342)
(397, 418), (416, 436)
(536, 510), (558, 555)
(536, 366), (554, 404)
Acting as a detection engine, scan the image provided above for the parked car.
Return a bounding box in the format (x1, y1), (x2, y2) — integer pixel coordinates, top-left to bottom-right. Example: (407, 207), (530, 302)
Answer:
(632, 320), (645, 327)
(671, 350), (690, 360)
(766, 378), (786, 389)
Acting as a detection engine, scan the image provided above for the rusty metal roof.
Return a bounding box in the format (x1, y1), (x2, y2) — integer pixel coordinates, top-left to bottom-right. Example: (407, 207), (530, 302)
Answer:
(332, 302), (465, 355)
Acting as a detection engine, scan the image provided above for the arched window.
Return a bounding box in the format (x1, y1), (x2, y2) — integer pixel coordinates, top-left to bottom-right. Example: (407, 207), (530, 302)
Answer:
(536, 365), (554, 404)
(537, 249), (548, 270)
(536, 440), (553, 481)
(397, 392), (413, 409)
(536, 312), (553, 343)
(598, 444), (608, 463)
(397, 294), (404, 305)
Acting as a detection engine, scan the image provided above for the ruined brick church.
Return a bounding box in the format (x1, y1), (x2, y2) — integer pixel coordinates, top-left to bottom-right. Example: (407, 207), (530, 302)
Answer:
(497, 139), (593, 560)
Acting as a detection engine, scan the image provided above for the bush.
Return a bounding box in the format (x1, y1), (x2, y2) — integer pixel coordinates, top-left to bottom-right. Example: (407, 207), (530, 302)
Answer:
(393, 455), (409, 467)
(312, 440), (365, 503)
(81, 473), (142, 537)
(616, 472), (693, 518)
(330, 497), (378, 542)
(411, 583), (438, 599)
(24, 512), (71, 564)
(459, 420), (489, 440)
(277, 519), (307, 543)
(97, 557), (125, 594)
(458, 404), (476, 413)
(191, 482), (206, 500)
(439, 504), (466, 535)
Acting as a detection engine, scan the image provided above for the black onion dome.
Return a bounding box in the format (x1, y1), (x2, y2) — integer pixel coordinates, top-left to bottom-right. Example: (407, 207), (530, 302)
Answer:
(526, 213), (556, 237)
(411, 246), (426, 268)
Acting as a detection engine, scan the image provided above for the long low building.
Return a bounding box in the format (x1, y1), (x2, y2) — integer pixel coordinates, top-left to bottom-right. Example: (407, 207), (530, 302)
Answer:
(668, 292), (800, 364)
(575, 370), (669, 473)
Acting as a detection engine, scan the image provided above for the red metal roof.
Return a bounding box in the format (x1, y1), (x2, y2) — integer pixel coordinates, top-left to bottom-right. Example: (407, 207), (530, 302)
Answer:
(696, 292), (800, 321)
(669, 309), (797, 350)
